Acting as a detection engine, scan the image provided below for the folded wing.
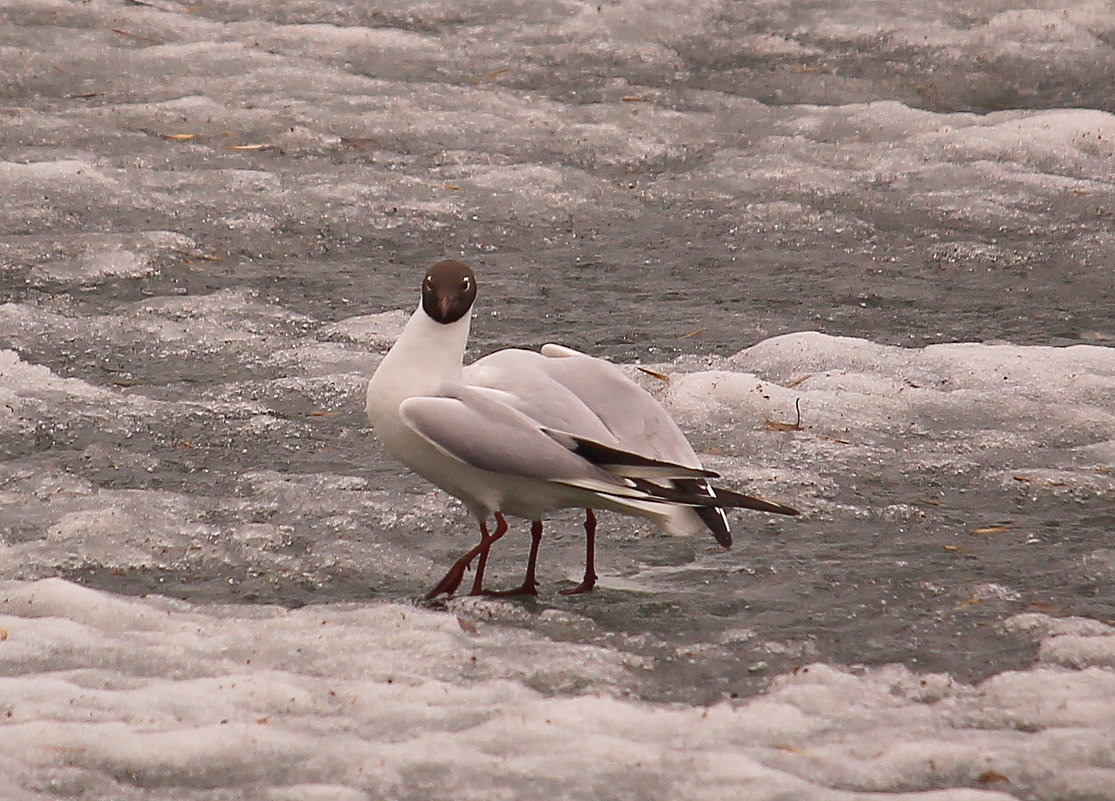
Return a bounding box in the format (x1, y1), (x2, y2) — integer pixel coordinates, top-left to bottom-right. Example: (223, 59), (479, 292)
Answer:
(398, 384), (777, 515)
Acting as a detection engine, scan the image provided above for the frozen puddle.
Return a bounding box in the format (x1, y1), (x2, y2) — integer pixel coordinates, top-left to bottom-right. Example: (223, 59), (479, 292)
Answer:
(1, 311), (1114, 799)
(0, 578), (1113, 800)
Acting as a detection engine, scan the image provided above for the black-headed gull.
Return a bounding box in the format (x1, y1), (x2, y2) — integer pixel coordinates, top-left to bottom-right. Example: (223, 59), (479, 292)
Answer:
(366, 260), (799, 599)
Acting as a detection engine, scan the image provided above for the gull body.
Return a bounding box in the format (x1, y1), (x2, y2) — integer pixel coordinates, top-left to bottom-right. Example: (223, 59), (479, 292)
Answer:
(366, 260), (799, 598)
(366, 298), (691, 527)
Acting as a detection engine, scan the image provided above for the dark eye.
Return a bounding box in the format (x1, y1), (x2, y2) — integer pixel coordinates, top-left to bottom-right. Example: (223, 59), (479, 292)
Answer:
(462, 277), (472, 290)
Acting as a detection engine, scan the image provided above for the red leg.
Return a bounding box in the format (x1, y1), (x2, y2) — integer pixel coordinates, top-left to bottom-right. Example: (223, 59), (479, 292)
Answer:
(469, 512), (508, 595)
(561, 508), (598, 595)
(484, 519), (543, 597)
(523, 519), (543, 591)
(425, 513), (507, 600)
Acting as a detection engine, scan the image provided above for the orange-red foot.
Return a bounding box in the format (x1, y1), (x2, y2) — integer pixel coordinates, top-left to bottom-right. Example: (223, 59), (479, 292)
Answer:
(425, 554), (476, 600)
(428, 514), (510, 600)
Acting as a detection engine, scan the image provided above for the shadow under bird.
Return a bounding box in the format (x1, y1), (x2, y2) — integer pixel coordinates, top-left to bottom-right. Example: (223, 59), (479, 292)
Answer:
(365, 260), (800, 598)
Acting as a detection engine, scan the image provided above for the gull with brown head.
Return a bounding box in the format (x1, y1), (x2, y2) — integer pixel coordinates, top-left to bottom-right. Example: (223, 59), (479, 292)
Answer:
(366, 260), (799, 598)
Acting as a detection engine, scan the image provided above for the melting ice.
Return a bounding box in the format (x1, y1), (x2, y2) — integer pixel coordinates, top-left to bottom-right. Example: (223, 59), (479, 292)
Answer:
(1, 0), (1114, 798)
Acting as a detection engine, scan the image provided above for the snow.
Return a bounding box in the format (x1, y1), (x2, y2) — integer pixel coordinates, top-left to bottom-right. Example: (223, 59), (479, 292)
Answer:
(662, 334), (1115, 515)
(0, 579), (1112, 799)
(2, 0), (1114, 797)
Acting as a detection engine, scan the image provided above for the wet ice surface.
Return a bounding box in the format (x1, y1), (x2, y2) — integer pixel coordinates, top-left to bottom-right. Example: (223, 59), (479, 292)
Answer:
(2, 0), (1115, 798)
(3, 579), (1115, 801)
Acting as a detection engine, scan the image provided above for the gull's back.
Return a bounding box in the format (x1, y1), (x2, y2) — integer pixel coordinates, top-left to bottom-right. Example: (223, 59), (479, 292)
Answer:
(465, 344), (729, 542)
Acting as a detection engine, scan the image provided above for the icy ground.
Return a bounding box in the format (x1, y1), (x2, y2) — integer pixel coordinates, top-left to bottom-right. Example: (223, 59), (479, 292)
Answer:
(2, 578), (1115, 801)
(2, 0), (1115, 798)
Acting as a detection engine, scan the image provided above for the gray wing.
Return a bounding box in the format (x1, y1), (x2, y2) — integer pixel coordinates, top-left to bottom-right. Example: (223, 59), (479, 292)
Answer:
(400, 383), (713, 492)
(537, 344), (701, 467)
(398, 384), (618, 485)
(465, 349), (617, 444)
(466, 349), (714, 479)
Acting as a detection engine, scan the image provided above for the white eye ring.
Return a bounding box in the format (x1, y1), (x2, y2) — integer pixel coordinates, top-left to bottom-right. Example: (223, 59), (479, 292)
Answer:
(462, 277), (472, 289)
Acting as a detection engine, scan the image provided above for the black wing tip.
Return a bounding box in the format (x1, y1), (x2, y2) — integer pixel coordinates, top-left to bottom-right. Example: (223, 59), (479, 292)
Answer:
(760, 500), (801, 516)
(711, 486), (801, 516)
(695, 506), (732, 547)
(571, 437), (719, 478)
(626, 479), (800, 519)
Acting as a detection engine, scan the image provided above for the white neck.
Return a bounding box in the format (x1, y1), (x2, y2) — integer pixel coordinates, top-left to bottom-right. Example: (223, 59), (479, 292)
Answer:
(366, 301), (472, 422)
